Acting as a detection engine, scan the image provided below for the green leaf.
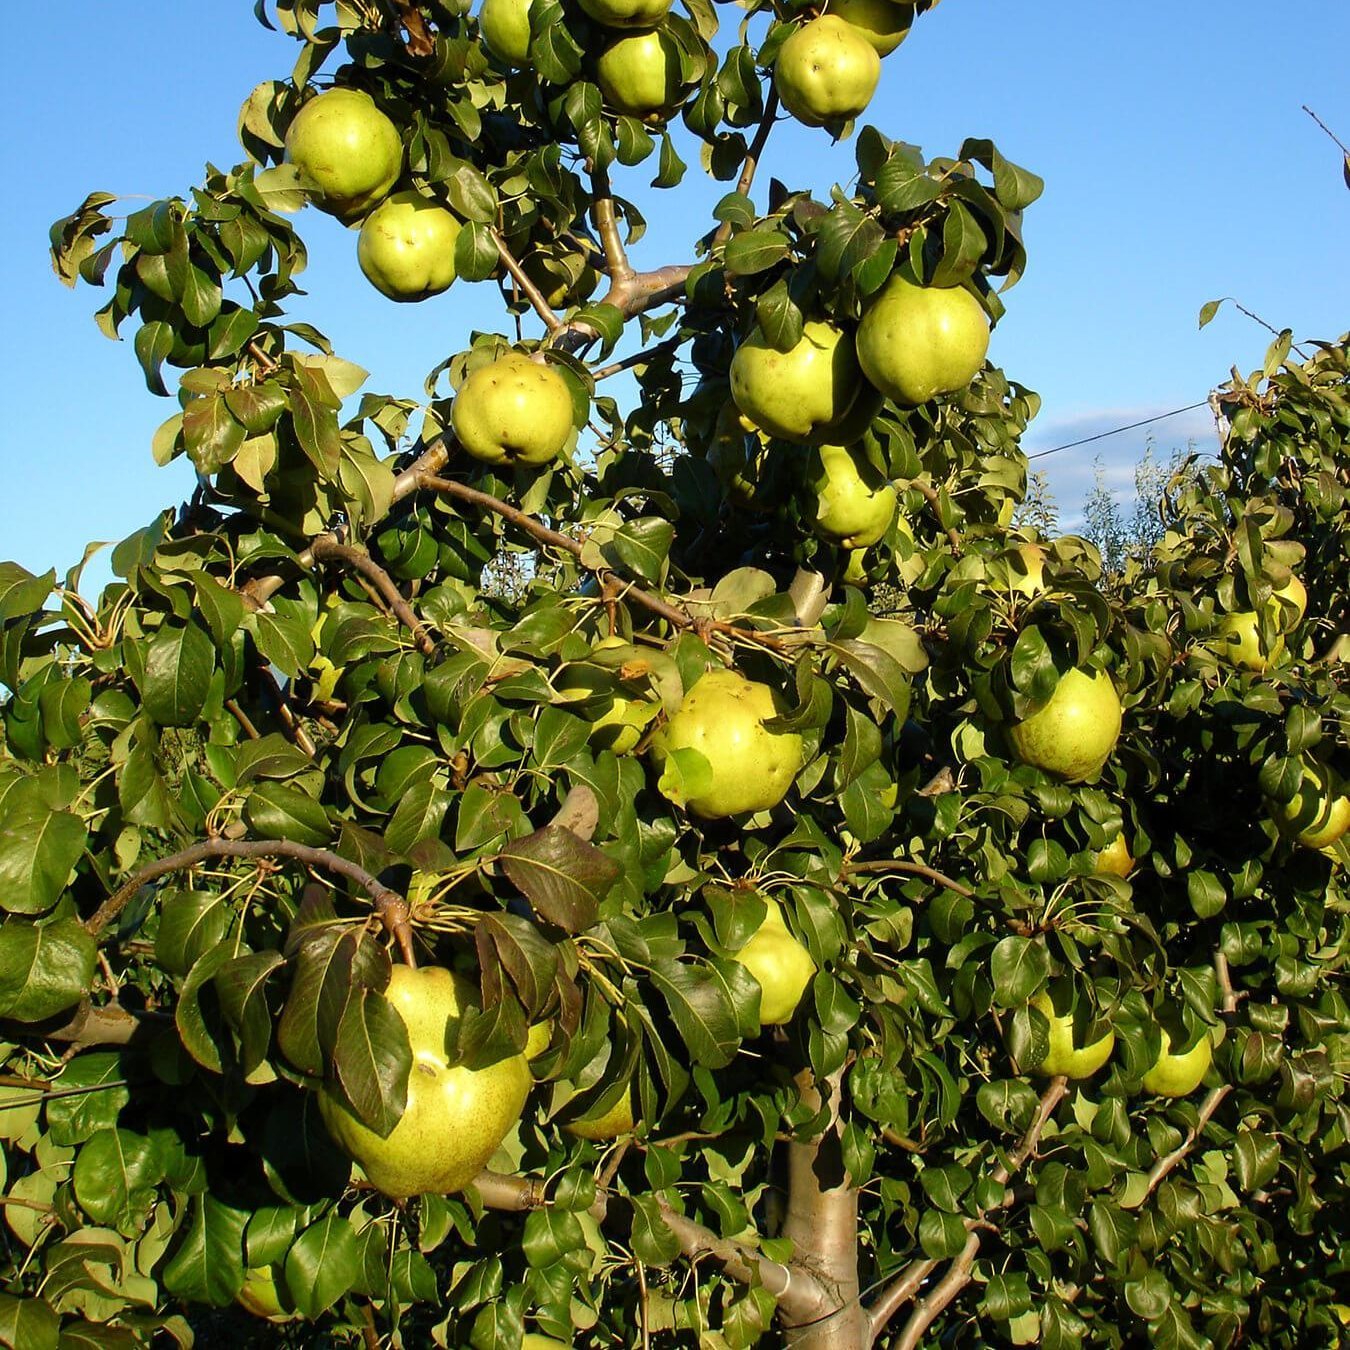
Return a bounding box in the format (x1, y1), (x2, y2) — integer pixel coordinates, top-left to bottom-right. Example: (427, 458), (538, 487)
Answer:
(243, 782), (333, 847)
(288, 362), (342, 479)
(455, 221), (499, 283)
(214, 950), (285, 1075)
(0, 917), (97, 1023)
(330, 986), (411, 1137)
(0, 1295), (59, 1350)
(280, 927), (388, 1078)
(72, 1127), (164, 1225)
(162, 1194), (249, 1306)
(647, 957), (741, 1068)
(285, 1213), (359, 1319)
(723, 228), (790, 277)
(46, 1053), (131, 1146)
(499, 826), (618, 932)
(0, 796), (86, 915)
(754, 277), (804, 353)
(0, 562), (55, 622)
(628, 1194), (682, 1266)
(140, 622), (215, 727)
(606, 517), (674, 583)
(183, 394), (247, 474)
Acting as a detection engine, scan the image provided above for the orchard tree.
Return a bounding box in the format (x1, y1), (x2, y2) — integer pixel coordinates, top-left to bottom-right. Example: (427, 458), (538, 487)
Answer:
(2, 2), (1348, 1347)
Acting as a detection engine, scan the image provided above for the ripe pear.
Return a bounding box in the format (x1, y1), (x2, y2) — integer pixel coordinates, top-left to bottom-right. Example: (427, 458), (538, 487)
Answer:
(236, 1265), (298, 1322)
(564, 1088), (637, 1141)
(480, 0), (533, 64)
(595, 30), (683, 117)
(556, 636), (658, 754)
(318, 966), (531, 1199)
(807, 444), (898, 548)
(284, 88), (402, 223)
(1028, 991), (1114, 1079)
(730, 320), (870, 443)
(578, 0), (672, 28)
(773, 17), (881, 128)
(357, 192), (461, 302)
(732, 900), (816, 1025)
(1271, 573), (1308, 627)
(1007, 542), (1047, 598)
(1271, 762), (1350, 850)
(1210, 609), (1282, 672)
(1140, 1020), (1212, 1097)
(1008, 666), (1122, 783)
(1093, 831), (1134, 879)
(650, 668), (803, 818)
(827, 0), (914, 55)
(855, 275), (990, 406)
(451, 352), (578, 467)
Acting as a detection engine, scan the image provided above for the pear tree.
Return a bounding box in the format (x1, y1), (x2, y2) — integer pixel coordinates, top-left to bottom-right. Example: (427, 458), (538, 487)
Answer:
(2, 1), (1349, 1347)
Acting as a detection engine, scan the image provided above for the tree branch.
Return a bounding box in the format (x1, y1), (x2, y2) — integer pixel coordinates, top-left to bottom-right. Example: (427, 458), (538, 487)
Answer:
(875, 1077), (1068, 1346)
(85, 837), (415, 964)
(2, 1002), (170, 1049)
(592, 170), (634, 285)
(310, 535), (436, 656)
(492, 228), (564, 334)
(907, 479), (963, 556)
(842, 858), (974, 897)
(712, 87), (780, 249)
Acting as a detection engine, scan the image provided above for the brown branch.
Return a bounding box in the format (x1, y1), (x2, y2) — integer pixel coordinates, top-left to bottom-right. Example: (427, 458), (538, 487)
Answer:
(876, 1077), (1068, 1347)
(491, 228), (564, 334)
(257, 666), (318, 759)
(712, 87), (780, 249)
(422, 474), (787, 647)
(310, 535), (436, 656)
(589, 335), (684, 382)
(85, 838), (415, 963)
(1, 1002), (168, 1049)
(1302, 104), (1350, 157)
(907, 479), (963, 556)
(842, 858), (974, 897)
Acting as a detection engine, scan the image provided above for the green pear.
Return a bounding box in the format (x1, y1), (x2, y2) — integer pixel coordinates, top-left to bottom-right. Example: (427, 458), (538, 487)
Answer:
(357, 192), (461, 302)
(731, 899), (816, 1024)
(773, 16), (880, 127)
(826, 0), (914, 55)
(1271, 761), (1350, 849)
(284, 88), (402, 223)
(650, 668), (803, 818)
(480, 0), (533, 64)
(1093, 831), (1134, 878)
(806, 443), (898, 548)
(1028, 991), (1114, 1079)
(730, 320), (870, 443)
(564, 1088), (637, 1141)
(1008, 666), (1122, 783)
(594, 30), (683, 118)
(1140, 1020), (1212, 1097)
(318, 965), (531, 1198)
(452, 352), (578, 467)
(578, 0), (672, 28)
(855, 275), (990, 405)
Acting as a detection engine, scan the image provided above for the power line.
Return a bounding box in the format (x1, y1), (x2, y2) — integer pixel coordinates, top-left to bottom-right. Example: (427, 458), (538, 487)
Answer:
(1025, 401), (1211, 461)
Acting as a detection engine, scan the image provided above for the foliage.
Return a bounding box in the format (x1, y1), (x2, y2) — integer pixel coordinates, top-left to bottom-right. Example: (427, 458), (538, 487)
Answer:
(1, 2), (1348, 1348)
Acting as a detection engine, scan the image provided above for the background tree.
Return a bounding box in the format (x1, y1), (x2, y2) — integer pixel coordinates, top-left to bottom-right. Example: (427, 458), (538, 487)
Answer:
(1, 3), (1347, 1349)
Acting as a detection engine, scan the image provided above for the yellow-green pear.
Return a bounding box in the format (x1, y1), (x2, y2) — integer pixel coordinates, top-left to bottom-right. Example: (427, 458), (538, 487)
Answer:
(480, 0), (533, 64)
(318, 966), (531, 1199)
(578, 0), (672, 28)
(856, 275), (990, 406)
(357, 192), (461, 301)
(595, 30), (683, 117)
(1141, 1021), (1212, 1097)
(1028, 991), (1114, 1079)
(730, 320), (870, 443)
(1008, 666), (1122, 783)
(731, 899), (816, 1025)
(1093, 831), (1134, 879)
(1210, 610), (1282, 672)
(1271, 762), (1350, 850)
(564, 1088), (637, 1141)
(284, 88), (402, 223)
(650, 668), (803, 818)
(452, 352), (578, 467)
(236, 1265), (298, 1322)
(827, 0), (914, 55)
(807, 443), (898, 548)
(773, 17), (881, 127)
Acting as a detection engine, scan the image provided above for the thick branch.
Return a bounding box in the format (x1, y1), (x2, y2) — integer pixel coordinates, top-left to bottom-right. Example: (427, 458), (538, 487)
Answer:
(592, 171), (634, 285)
(2, 1002), (169, 1049)
(875, 1077), (1068, 1347)
(310, 535), (436, 655)
(85, 838), (415, 963)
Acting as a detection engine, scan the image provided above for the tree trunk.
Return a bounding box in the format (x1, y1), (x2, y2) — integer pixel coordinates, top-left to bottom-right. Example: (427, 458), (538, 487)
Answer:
(779, 1076), (869, 1349)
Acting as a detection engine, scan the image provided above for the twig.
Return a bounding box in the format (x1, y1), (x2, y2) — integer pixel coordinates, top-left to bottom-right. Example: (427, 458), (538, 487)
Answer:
(589, 335), (685, 382)
(635, 1257), (652, 1350)
(85, 838), (415, 964)
(258, 665), (319, 758)
(491, 228), (564, 334)
(842, 858), (974, 897)
(310, 535), (437, 655)
(875, 1077), (1068, 1346)
(907, 480), (963, 555)
(1302, 105), (1349, 156)
(360, 1301), (381, 1350)
(1130, 1085), (1230, 1208)
(712, 87), (780, 249)
(225, 698), (261, 740)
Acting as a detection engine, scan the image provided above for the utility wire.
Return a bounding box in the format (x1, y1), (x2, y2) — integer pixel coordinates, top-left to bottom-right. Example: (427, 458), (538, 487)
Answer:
(1025, 400), (1211, 461)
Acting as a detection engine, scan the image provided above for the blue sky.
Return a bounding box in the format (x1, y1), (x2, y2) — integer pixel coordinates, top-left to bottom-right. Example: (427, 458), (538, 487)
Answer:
(1, 2), (1346, 578)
